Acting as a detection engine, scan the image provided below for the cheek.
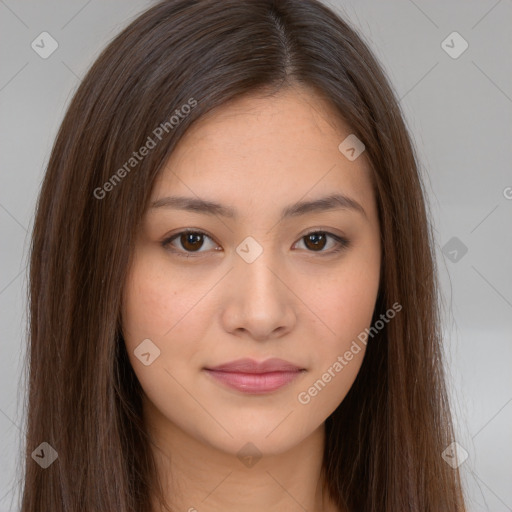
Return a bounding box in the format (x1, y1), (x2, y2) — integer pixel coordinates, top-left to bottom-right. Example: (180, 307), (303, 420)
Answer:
(121, 259), (208, 404)
(122, 256), (201, 342)
(307, 258), (380, 348)
(121, 252), (216, 396)
(295, 276), (375, 416)
(296, 253), (379, 408)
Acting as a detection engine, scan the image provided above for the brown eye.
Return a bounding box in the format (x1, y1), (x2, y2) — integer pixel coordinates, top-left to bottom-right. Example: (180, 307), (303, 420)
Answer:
(303, 232), (328, 251)
(162, 230), (219, 255)
(180, 232), (205, 251)
(161, 229), (350, 258)
(295, 231), (350, 254)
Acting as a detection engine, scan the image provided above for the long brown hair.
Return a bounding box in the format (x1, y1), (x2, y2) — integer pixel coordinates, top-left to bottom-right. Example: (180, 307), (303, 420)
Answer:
(20, 0), (467, 510)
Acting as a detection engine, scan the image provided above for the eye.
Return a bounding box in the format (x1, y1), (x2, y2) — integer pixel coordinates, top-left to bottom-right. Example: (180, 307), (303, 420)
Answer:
(161, 229), (350, 257)
(294, 230), (350, 254)
(162, 229), (220, 256)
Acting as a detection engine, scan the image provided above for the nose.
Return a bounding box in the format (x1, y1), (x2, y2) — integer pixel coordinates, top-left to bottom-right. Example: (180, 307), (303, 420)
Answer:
(220, 248), (297, 342)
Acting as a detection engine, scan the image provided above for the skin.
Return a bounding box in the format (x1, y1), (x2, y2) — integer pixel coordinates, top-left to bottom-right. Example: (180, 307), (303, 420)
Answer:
(121, 84), (381, 512)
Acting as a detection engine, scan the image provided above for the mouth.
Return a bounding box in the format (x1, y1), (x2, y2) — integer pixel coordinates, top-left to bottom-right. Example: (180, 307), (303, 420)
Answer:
(203, 358), (306, 394)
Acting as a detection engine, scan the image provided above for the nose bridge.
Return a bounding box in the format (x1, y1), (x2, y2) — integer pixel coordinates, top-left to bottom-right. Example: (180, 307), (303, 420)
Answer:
(222, 234), (296, 339)
(234, 234), (283, 301)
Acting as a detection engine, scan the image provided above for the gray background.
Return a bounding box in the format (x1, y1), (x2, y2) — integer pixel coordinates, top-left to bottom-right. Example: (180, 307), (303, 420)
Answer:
(0, 0), (511, 510)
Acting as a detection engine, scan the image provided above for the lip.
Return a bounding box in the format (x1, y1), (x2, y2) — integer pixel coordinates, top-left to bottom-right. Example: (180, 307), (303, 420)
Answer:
(205, 357), (304, 373)
(203, 358), (306, 394)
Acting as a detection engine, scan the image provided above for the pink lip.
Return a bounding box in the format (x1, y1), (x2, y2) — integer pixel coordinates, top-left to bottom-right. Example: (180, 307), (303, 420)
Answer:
(203, 358), (306, 394)
(206, 357), (304, 373)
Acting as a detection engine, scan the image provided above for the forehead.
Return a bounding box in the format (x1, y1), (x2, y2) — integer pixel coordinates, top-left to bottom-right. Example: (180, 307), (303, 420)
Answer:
(152, 86), (375, 217)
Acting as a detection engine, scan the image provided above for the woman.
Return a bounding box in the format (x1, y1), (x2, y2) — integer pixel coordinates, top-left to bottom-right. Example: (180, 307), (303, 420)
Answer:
(21, 0), (467, 510)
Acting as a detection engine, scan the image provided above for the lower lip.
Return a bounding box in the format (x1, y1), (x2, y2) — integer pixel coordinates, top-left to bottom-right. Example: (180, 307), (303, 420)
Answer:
(203, 369), (304, 394)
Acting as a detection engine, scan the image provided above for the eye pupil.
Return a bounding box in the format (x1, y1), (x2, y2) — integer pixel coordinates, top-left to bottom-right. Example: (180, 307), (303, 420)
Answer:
(304, 232), (326, 251)
(182, 232), (203, 251)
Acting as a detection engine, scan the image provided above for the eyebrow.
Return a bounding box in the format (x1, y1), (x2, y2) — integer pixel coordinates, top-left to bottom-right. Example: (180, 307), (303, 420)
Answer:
(150, 192), (366, 220)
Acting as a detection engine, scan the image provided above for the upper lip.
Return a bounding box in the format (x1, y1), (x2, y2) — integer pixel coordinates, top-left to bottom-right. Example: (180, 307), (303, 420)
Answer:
(204, 358), (304, 374)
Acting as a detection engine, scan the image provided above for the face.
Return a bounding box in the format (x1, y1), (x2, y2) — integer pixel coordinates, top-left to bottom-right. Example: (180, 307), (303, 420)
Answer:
(121, 85), (381, 457)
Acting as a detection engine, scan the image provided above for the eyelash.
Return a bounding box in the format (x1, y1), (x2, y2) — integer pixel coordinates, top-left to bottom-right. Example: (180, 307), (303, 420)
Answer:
(161, 229), (350, 258)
